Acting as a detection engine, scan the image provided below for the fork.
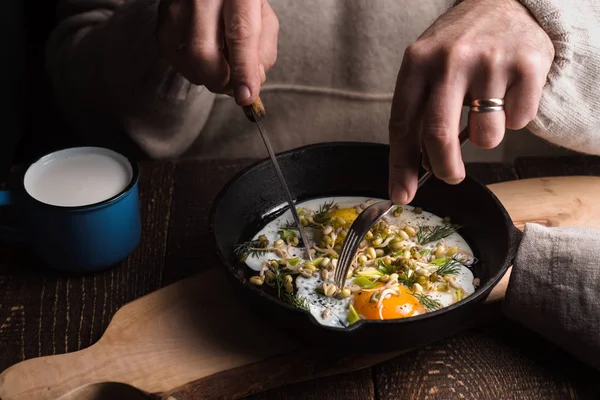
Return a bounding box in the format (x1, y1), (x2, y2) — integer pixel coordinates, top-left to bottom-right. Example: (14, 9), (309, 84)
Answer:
(332, 132), (470, 289)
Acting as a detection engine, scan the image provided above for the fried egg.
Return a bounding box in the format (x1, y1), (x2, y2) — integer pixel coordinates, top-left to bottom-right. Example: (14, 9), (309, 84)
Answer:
(243, 196), (477, 328)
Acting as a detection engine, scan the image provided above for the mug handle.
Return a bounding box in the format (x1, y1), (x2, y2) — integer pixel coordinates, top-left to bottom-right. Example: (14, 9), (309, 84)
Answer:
(0, 190), (14, 206)
(0, 190), (23, 242)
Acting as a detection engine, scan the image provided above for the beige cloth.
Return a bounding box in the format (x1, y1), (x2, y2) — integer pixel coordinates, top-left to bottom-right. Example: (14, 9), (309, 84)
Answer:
(45, 0), (600, 372)
(46, 0), (600, 162)
(505, 223), (600, 372)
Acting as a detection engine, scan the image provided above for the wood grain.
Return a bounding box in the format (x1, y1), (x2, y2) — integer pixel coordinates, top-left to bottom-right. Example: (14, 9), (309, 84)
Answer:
(246, 369), (375, 400)
(373, 324), (599, 400)
(164, 159), (254, 284)
(2, 175), (599, 400)
(0, 162), (175, 371)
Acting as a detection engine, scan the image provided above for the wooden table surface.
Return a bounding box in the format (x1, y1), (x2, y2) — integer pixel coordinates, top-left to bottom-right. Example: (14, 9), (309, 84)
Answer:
(2, 155), (600, 399)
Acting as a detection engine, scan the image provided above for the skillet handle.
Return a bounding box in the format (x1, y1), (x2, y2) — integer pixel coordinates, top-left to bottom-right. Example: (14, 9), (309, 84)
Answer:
(242, 97), (266, 122)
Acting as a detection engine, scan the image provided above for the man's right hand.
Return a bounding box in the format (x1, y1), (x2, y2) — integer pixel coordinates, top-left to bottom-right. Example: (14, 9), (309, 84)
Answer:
(157, 0), (279, 106)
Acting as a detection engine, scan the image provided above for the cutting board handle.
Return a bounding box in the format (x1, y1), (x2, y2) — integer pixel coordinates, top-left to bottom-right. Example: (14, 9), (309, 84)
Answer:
(2, 176), (600, 400)
(485, 176), (600, 302)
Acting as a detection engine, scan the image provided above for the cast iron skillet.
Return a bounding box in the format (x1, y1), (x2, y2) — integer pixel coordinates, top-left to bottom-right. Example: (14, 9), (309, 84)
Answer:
(210, 142), (522, 351)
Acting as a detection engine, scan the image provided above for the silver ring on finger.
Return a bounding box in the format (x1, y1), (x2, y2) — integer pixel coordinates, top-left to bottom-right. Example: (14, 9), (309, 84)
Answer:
(470, 105), (504, 113)
(471, 98), (504, 107)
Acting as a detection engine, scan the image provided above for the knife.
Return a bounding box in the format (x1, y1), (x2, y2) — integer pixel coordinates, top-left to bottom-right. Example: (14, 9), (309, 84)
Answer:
(242, 97), (313, 262)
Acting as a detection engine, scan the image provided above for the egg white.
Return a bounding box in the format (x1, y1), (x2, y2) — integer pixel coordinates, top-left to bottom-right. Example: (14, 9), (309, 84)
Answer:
(295, 275), (352, 328)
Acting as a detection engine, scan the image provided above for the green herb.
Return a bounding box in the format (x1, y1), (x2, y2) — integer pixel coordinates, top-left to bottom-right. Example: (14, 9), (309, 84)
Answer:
(354, 276), (381, 289)
(272, 268), (284, 298)
(278, 228), (297, 242)
(436, 257), (462, 277)
(377, 259), (392, 275)
(416, 223), (461, 245)
(419, 249), (431, 256)
(413, 293), (442, 311)
(313, 200), (337, 224)
(397, 270), (415, 288)
(284, 293), (309, 311)
(234, 239), (269, 259)
(280, 220), (320, 230)
(347, 305), (360, 325)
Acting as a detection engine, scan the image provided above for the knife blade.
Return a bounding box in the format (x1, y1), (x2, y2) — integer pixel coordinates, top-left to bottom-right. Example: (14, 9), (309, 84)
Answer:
(242, 98), (313, 262)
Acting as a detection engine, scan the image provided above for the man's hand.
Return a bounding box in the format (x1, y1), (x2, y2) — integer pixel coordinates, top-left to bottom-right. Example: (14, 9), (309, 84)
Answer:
(157, 0), (279, 106)
(388, 0), (554, 204)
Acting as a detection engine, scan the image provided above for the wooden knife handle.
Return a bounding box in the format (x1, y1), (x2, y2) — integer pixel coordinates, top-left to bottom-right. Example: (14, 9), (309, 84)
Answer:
(242, 97), (266, 122)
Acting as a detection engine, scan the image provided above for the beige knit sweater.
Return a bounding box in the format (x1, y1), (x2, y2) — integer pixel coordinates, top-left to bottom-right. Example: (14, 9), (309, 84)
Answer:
(46, 0), (600, 162)
(46, 0), (600, 373)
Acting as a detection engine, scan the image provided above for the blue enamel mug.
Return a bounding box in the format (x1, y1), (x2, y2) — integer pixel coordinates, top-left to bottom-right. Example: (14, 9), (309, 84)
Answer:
(0, 147), (141, 273)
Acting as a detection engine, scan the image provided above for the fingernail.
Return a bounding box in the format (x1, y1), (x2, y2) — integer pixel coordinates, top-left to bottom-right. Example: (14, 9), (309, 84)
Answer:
(390, 182), (409, 205)
(421, 158), (431, 171)
(444, 177), (465, 185)
(259, 63), (266, 83)
(235, 85), (251, 104)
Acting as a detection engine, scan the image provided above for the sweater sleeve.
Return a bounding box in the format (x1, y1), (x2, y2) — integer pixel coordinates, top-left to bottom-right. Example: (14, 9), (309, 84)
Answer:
(503, 223), (600, 372)
(515, 0), (600, 155)
(45, 0), (216, 159)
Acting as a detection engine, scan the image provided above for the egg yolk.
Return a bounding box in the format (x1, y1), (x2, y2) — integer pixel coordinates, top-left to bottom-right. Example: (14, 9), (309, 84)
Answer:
(330, 208), (359, 224)
(353, 284), (423, 320)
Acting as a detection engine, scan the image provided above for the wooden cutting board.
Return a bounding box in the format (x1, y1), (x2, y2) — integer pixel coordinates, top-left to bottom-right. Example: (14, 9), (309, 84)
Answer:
(1, 176), (600, 400)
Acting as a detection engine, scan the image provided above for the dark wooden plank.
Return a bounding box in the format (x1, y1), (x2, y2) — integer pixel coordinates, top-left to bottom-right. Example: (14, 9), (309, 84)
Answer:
(515, 155), (600, 178)
(246, 369), (374, 400)
(163, 159), (256, 284)
(374, 321), (599, 400)
(0, 161), (175, 372)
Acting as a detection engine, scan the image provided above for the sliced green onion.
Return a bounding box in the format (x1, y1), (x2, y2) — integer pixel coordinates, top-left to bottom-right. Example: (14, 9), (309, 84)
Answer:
(353, 276), (380, 289)
(431, 257), (450, 266)
(348, 305), (360, 325)
(287, 257), (301, 267)
(356, 269), (383, 277)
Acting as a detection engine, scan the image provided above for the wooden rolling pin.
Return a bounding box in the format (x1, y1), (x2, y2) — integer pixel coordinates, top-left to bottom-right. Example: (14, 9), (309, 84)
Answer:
(1, 176), (600, 400)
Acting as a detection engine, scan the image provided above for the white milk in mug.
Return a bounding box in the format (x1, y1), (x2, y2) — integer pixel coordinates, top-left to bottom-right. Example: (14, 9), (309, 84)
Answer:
(24, 147), (133, 207)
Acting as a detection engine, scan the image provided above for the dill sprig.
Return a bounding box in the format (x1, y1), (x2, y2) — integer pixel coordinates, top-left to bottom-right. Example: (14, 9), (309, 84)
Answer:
(377, 259), (392, 275)
(284, 293), (310, 311)
(280, 220), (320, 230)
(436, 257), (462, 276)
(273, 268), (284, 298)
(312, 200), (337, 224)
(397, 273), (415, 288)
(234, 240), (269, 258)
(413, 293), (442, 311)
(416, 223), (461, 245)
